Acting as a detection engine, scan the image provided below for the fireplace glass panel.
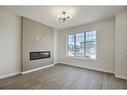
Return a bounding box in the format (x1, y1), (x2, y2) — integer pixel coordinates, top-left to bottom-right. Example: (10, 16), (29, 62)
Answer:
(30, 51), (50, 60)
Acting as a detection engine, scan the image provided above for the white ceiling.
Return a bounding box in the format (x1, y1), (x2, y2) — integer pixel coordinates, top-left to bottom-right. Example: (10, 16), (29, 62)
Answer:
(2, 6), (127, 30)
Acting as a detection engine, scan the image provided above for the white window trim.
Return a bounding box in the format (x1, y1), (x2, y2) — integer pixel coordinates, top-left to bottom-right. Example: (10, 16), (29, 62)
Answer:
(66, 30), (97, 61)
(66, 56), (96, 61)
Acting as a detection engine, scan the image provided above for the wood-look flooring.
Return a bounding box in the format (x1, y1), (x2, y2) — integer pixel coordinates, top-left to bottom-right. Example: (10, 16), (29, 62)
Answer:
(0, 64), (127, 89)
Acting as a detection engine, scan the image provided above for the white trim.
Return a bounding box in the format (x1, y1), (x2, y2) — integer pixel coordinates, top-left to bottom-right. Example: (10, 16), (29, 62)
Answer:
(22, 64), (55, 74)
(59, 62), (114, 74)
(115, 74), (127, 80)
(66, 56), (96, 61)
(0, 72), (21, 79)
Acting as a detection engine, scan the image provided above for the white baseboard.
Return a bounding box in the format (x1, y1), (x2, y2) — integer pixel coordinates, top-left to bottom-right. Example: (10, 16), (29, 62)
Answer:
(0, 72), (21, 79)
(58, 62), (114, 74)
(115, 74), (127, 80)
(22, 64), (55, 74)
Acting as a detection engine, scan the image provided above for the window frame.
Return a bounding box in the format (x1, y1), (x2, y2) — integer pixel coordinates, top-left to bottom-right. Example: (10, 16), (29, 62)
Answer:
(66, 30), (97, 61)
(66, 33), (75, 57)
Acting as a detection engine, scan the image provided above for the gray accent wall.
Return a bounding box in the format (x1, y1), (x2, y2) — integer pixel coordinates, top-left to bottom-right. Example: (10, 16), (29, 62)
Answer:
(22, 17), (54, 72)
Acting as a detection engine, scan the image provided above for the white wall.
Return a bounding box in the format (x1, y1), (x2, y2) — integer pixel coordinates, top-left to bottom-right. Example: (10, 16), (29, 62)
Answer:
(57, 18), (115, 73)
(0, 10), (21, 79)
(53, 29), (59, 64)
(115, 11), (127, 79)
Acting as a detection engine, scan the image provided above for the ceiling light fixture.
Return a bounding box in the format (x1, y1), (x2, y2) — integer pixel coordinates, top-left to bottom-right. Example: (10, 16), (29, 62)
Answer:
(57, 11), (72, 23)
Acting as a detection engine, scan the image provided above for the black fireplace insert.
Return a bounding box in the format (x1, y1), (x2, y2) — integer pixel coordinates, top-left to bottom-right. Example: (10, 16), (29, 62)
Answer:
(30, 51), (50, 60)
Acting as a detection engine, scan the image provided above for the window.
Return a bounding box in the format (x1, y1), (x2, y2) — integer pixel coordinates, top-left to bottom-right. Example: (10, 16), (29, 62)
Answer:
(75, 32), (84, 57)
(67, 34), (75, 56)
(85, 31), (96, 59)
(67, 31), (96, 60)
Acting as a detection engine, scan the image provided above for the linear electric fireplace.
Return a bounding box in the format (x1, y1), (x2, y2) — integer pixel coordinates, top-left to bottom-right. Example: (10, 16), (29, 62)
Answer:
(30, 51), (50, 60)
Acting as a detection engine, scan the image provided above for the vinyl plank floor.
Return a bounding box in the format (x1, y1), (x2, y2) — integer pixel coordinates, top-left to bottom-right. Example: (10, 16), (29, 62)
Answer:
(0, 64), (127, 89)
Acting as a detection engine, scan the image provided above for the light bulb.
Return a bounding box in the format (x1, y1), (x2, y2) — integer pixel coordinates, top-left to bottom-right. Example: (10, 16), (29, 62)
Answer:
(37, 37), (39, 40)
